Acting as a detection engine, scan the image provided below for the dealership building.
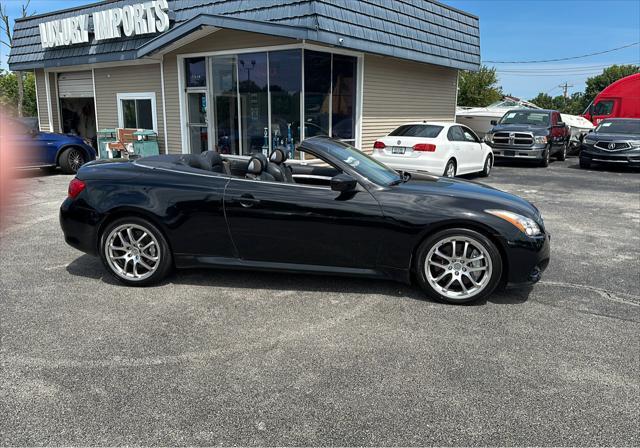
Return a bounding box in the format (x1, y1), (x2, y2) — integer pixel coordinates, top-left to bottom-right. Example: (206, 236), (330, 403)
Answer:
(8, 0), (480, 156)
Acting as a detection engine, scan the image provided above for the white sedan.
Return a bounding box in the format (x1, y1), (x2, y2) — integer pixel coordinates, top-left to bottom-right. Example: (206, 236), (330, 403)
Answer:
(372, 122), (494, 177)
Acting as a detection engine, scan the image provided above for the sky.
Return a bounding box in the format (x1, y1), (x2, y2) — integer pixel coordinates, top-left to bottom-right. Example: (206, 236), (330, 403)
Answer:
(1, 0), (639, 100)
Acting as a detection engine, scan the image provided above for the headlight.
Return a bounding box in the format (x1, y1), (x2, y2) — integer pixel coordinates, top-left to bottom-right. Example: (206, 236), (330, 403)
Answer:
(485, 209), (542, 236)
(627, 140), (640, 148)
(484, 134), (493, 143)
(534, 136), (548, 144)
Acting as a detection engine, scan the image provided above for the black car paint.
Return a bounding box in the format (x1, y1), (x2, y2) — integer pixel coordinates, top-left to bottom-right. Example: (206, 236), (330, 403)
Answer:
(60, 137), (550, 288)
(579, 121), (640, 168)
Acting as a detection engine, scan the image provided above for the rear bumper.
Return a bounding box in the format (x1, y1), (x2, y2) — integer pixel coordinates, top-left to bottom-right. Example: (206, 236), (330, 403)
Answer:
(503, 232), (551, 288)
(60, 198), (101, 256)
(372, 154), (445, 175)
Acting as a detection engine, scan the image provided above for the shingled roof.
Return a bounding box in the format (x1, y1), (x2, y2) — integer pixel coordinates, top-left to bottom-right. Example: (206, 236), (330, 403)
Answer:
(8, 0), (480, 71)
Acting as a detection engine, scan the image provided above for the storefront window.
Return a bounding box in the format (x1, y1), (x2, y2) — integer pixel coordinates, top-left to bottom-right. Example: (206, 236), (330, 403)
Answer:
(270, 50), (302, 158)
(185, 57), (207, 88)
(185, 49), (358, 156)
(331, 54), (357, 142)
(304, 50), (331, 139)
(211, 56), (239, 154)
(238, 52), (269, 155)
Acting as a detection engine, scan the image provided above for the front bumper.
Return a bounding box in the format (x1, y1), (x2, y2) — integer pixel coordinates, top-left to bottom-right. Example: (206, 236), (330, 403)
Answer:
(490, 144), (547, 160)
(503, 232), (551, 288)
(580, 147), (640, 167)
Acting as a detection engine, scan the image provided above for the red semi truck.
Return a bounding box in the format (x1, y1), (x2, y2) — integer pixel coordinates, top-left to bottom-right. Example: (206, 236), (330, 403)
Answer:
(583, 73), (640, 125)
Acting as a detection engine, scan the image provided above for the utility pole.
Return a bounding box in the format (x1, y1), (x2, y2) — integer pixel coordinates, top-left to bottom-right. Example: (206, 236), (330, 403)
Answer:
(559, 82), (573, 100)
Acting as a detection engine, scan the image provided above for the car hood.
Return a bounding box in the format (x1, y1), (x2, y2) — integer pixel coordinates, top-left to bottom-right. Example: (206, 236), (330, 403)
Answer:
(39, 131), (84, 142)
(394, 171), (541, 219)
(587, 132), (640, 140)
(490, 124), (548, 134)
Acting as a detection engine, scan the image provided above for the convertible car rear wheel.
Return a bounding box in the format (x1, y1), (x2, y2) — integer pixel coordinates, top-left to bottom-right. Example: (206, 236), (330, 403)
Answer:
(99, 217), (172, 286)
(416, 228), (502, 304)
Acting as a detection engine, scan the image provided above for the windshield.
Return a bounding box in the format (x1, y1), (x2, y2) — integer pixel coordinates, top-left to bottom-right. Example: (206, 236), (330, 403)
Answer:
(389, 124), (443, 138)
(319, 140), (401, 186)
(595, 120), (640, 134)
(500, 111), (550, 126)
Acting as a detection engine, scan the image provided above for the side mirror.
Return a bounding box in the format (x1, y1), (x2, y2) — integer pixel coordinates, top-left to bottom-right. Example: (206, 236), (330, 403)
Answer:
(490, 120), (498, 126)
(331, 173), (357, 192)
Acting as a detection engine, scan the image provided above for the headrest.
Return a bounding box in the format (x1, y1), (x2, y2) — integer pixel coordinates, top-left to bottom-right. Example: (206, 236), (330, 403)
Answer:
(201, 150), (223, 171)
(177, 154), (209, 171)
(269, 147), (289, 164)
(247, 153), (268, 174)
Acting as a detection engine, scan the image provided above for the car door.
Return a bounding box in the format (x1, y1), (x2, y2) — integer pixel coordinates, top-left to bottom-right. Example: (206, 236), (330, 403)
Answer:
(447, 125), (470, 172)
(460, 126), (485, 171)
(223, 174), (385, 269)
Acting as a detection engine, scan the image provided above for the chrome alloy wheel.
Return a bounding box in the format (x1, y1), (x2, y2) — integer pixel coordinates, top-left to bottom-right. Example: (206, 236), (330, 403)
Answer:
(104, 224), (161, 281)
(445, 161), (456, 177)
(424, 236), (493, 300)
(68, 149), (84, 172)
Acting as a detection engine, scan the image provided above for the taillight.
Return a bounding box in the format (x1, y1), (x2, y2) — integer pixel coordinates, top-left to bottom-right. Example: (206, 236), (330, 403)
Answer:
(373, 141), (386, 149)
(413, 143), (436, 152)
(68, 178), (86, 199)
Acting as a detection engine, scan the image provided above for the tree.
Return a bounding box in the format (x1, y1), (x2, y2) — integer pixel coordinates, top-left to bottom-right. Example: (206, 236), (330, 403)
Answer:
(0, 69), (36, 117)
(582, 64), (639, 110)
(0, 0), (34, 117)
(457, 65), (503, 107)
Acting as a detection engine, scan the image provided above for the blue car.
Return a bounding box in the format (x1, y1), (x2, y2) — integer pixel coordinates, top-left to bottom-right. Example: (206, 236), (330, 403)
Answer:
(10, 118), (97, 174)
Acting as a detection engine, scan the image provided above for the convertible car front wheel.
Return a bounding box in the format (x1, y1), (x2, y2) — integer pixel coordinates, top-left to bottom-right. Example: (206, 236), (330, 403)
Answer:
(99, 217), (172, 286)
(416, 228), (502, 304)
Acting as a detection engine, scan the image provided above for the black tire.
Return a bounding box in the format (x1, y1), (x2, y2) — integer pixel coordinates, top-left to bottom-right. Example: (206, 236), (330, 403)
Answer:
(540, 148), (550, 167)
(579, 158), (591, 169)
(443, 159), (456, 177)
(99, 217), (173, 286)
(556, 141), (567, 161)
(415, 228), (503, 304)
(59, 147), (86, 174)
(479, 154), (492, 177)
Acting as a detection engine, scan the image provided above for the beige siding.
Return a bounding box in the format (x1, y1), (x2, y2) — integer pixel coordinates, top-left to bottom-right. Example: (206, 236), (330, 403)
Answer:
(34, 69), (50, 132)
(163, 29), (297, 154)
(361, 54), (458, 152)
(93, 63), (165, 153)
(49, 72), (60, 133)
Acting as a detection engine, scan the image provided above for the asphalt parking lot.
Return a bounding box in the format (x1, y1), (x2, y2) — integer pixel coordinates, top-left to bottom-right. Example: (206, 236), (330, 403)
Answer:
(1, 157), (638, 446)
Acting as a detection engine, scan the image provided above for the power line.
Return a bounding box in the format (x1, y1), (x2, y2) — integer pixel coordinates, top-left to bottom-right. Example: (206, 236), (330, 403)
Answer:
(484, 42), (640, 64)
(495, 61), (640, 73)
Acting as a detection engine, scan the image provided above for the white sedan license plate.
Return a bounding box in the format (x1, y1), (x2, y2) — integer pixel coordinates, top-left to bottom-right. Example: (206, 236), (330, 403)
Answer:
(391, 146), (406, 155)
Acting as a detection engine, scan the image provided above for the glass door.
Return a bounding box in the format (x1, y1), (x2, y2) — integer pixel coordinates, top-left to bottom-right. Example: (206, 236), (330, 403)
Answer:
(211, 56), (240, 154)
(187, 92), (208, 154)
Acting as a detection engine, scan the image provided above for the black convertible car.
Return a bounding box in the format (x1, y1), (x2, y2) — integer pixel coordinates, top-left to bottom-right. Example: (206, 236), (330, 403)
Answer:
(60, 137), (550, 304)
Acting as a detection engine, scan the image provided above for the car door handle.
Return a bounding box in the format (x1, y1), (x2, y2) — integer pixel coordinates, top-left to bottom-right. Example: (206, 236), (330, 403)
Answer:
(237, 194), (260, 208)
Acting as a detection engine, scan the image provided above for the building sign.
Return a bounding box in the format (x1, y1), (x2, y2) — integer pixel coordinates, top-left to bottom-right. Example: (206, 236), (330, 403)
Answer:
(39, 0), (170, 49)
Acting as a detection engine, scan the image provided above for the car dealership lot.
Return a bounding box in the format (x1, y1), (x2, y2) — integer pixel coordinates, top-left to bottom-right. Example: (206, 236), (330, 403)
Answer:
(1, 161), (638, 446)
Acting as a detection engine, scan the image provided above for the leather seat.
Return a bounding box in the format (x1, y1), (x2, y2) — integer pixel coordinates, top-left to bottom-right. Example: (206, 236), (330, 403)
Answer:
(246, 153), (275, 181)
(201, 150), (226, 173)
(176, 154), (210, 171)
(267, 147), (294, 182)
